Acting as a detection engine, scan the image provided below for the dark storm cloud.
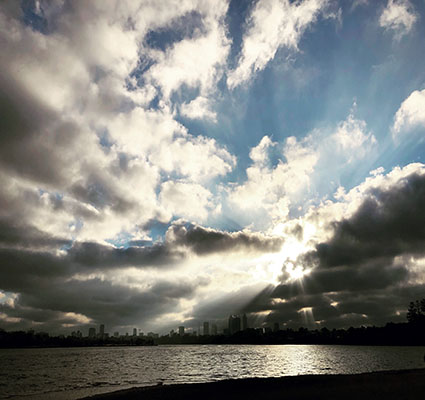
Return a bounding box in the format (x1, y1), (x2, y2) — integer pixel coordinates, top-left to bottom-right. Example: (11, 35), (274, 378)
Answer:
(0, 71), (77, 185)
(0, 248), (69, 293)
(168, 222), (284, 255)
(302, 172), (425, 270)
(0, 217), (71, 250)
(12, 277), (201, 332)
(67, 241), (184, 269)
(272, 259), (409, 299)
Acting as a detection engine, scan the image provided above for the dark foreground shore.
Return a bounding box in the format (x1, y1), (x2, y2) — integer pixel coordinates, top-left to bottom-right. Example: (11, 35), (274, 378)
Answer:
(80, 368), (425, 400)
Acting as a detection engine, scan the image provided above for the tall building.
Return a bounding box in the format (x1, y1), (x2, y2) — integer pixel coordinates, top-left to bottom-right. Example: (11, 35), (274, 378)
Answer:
(242, 313), (248, 330)
(88, 327), (96, 338)
(178, 326), (185, 336)
(114, 331), (119, 337)
(228, 315), (241, 334)
(99, 324), (105, 338)
(211, 324), (217, 336)
(133, 328), (137, 336)
(203, 321), (209, 335)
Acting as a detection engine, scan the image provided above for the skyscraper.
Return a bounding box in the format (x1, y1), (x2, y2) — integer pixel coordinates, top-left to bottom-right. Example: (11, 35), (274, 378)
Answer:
(203, 321), (209, 335)
(242, 313), (248, 330)
(88, 327), (96, 338)
(228, 315), (241, 334)
(178, 326), (185, 336)
(99, 324), (105, 338)
(211, 324), (217, 335)
(133, 328), (137, 336)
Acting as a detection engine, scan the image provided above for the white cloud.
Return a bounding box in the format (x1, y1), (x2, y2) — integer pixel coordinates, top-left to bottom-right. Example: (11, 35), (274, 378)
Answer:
(227, 0), (329, 89)
(150, 135), (236, 183)
(379, 0), (418, 40)
(229, 135), (318, 225)
(331, 112), (377, 162)
(392, 89), (425, 137)
(159, 181), (214, 222)
(146, 1), (230, 100)
(180, 96), (217, 122)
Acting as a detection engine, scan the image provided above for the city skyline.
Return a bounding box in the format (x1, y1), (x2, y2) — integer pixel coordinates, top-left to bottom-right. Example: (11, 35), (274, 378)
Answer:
(1, 0), (425, 335)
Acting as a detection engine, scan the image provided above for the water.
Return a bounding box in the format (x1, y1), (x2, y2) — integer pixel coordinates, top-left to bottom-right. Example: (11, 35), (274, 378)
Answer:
(0, 345), (424, 399)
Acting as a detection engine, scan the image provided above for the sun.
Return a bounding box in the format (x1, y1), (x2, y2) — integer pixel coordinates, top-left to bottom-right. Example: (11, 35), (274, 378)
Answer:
(260, 237), (312, 285)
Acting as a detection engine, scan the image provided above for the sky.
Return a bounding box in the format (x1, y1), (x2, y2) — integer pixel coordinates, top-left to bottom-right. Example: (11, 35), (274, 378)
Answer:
(1, 0), (425, 335)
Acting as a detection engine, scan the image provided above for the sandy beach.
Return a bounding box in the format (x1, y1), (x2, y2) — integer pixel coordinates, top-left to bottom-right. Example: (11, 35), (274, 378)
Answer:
(80, 368), (425, 400)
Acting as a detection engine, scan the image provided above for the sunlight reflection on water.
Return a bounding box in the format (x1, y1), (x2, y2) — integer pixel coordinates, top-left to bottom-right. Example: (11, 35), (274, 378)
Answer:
(0, 344), (424, 399)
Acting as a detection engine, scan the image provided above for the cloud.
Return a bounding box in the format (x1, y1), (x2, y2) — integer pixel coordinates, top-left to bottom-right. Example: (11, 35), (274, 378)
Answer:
(308, 170), (425, 269)
(392, 89), (425, 137)
(229, 135), (318, 226)
(379, 0), (418, 40)
(0, 217), (70, 250)
(150, 135), (236, 183)
(180, 96), (217, 121)
(227, 0), (329, 89)
(0, 277), (201, 332)
(145, 0), (230, 100)
(331, 112), (377, 162)
(167, 222), (284, 255)
(159, 181), (215, 222)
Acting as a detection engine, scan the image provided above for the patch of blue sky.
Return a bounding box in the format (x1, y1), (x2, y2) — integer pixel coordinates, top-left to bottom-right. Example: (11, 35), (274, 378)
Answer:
(105, 231), (139, 248)
(145, 10), (206, 51)
(21, 0), (48, 34)
(225, 0), (257, 69)
(127, 56), (156, 90)
(170, 84), (201, 109)
(68, 219), (83, 240)
(105, 222), (167, 248)
(97, 128), (114, 152)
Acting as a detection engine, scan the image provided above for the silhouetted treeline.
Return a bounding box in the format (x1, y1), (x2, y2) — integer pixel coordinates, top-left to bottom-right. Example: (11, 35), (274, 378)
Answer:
(0, 329), (155, 348)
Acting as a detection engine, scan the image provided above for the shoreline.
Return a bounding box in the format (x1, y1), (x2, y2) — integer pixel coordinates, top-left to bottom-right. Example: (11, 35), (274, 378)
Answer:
(80, 368), (425, 400)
